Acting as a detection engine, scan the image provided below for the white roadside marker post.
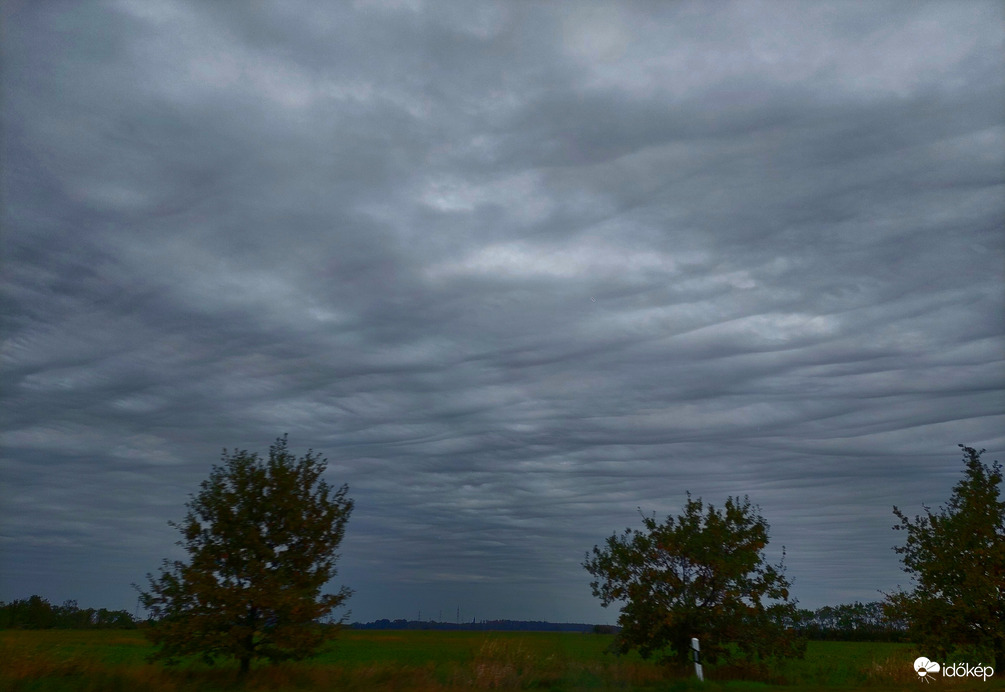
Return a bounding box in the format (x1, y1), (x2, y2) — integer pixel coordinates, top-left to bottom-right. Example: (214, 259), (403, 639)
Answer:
(691, 637), (704, 682)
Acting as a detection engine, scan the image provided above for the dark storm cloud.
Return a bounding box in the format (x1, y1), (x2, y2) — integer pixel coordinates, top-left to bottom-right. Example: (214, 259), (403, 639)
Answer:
(2, 0), (1003, 622)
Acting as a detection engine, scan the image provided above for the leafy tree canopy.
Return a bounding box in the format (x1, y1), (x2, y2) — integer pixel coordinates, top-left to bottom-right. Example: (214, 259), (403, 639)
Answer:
(138, 435), (353, 675)
(0, 596), (136, 630)
(792, 601), (907, 641)
(584, 493), (803, 667)
(887, 445), (1004, 667)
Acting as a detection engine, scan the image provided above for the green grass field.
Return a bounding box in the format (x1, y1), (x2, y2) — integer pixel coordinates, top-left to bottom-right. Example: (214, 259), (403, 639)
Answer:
(1, 629), (1001, 691)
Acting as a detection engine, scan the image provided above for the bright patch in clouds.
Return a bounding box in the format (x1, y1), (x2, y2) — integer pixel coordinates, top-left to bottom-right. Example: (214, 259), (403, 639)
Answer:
(428, 242), (700, 281)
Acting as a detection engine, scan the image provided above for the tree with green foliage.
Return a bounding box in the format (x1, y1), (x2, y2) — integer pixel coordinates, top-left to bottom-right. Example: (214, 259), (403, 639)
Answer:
(584, 493), (803, 667)
(0, 596), (136, 629)
(137, 435), (353, 675)
(793, 601), (906, 641)
(887, 445), (1004, 667)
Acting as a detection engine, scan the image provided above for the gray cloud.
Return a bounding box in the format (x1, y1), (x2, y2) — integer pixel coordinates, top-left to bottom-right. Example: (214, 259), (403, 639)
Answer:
(2, 0), (1003, 622)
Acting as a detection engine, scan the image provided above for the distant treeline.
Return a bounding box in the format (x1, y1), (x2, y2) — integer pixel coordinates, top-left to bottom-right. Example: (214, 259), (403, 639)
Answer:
(352, 601), (908, 640)
(350, 619), (609, 633)
(0, 595), (136, 629)
(0, 595), (904, 640)
(794, 601), (908, 641)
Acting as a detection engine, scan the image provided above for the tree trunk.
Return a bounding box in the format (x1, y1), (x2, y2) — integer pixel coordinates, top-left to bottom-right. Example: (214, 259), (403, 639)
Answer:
(239, 603), (257, 677)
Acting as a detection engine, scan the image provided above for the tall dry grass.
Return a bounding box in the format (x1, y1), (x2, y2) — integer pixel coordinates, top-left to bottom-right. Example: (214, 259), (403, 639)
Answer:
(10, 630), (997, 691)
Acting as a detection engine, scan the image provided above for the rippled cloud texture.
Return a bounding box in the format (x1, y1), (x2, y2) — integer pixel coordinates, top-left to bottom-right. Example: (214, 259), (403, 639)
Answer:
(3, 1), (1003, 622)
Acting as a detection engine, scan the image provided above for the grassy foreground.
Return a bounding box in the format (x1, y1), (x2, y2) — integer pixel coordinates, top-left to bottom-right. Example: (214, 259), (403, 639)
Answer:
(1, 629), (1000, 691)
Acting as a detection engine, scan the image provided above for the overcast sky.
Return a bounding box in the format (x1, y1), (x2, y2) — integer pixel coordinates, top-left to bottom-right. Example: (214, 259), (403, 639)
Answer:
(2, 0), (1003, 625)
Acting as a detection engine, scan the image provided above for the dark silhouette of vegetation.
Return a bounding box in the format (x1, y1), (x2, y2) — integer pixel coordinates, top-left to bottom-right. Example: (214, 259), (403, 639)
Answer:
(0, 595), (136, 629)
(584, 493), (804, 667)
(349, 618), (607, 632)
(592, 624), (619, 635)
(886, 444), (1004, 667)
(137, 435), (353, 676)
(349, 606), (904, 639)
(793, 601), (907, 641)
